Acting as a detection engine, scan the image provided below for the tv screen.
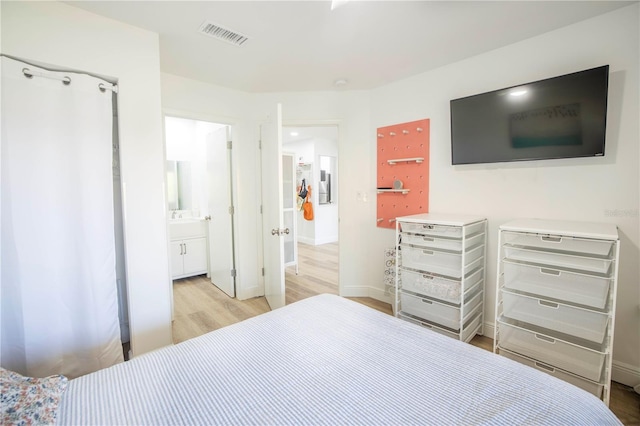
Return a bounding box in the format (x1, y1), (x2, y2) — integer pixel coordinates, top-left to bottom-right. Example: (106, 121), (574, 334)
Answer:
(450, 65), (609, 165)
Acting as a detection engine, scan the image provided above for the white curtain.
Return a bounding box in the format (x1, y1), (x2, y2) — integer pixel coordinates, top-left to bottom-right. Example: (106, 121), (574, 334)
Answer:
(1, 56), (123, 378)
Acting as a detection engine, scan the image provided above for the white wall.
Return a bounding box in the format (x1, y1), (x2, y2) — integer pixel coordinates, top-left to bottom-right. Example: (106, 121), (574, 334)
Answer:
(1, 2), (173, 356)
(369, 4), (639, 385)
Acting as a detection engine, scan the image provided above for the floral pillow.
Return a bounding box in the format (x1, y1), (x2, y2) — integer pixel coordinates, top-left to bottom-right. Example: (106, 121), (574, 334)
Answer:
(1, 367), (68, 425)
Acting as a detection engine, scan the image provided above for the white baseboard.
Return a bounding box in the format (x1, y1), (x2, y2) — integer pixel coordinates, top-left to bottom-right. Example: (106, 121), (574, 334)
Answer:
(339, 286), (370, 298)
(297, 236), (315, 245)
(298, 236), (338, 246)
(368, 287), (394, 304)
(314, 235), (338, 245)
(612, 360), (640, 388)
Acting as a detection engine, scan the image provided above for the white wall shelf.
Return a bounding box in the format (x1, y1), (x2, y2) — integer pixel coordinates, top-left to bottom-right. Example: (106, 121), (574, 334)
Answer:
(377, 189), (410, 194)
(387, 157), (424, 165)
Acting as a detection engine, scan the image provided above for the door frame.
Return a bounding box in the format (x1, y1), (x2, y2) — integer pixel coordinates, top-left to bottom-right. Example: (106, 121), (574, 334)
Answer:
(161, 108), (240, 317)
(267, 118), (343, 298)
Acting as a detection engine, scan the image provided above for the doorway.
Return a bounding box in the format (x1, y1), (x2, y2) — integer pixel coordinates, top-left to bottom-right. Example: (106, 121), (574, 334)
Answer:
(164, 116), (237, 309)
(282, 125), (339, 301)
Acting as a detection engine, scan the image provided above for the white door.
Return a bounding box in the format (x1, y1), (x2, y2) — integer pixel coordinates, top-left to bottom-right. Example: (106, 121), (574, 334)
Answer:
(261, 104), (286, 309)
(206, 125), (236, 297)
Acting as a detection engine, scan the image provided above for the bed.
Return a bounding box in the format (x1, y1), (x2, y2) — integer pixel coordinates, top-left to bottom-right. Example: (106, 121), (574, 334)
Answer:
(4, 294), (622, 425)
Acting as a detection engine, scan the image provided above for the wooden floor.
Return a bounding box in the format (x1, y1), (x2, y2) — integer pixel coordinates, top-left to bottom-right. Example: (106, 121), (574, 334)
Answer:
(172, 242), (639, 425)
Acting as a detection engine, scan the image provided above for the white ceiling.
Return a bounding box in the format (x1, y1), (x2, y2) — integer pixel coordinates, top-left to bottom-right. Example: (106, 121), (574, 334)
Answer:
(67, 1), (633, 93)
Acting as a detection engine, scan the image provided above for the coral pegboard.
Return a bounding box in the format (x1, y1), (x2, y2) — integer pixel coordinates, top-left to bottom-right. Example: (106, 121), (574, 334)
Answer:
(376, 119), (429, 229)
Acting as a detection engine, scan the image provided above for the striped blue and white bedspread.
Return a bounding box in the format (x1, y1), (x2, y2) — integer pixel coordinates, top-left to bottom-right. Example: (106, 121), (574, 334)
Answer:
(58, 294), (620, 425)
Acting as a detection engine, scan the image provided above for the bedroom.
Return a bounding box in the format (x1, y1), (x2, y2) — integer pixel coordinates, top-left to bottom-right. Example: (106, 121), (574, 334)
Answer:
(1, 0), (638, 423)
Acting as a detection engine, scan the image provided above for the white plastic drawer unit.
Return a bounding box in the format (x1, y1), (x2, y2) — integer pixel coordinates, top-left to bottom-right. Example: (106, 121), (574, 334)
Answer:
(400, 245), (484, 279)
(499, 349), (604, 399)
(399, 268), (483, 304)
(400, 220), (484, 239)
(503, 260), (611, 309)
(498, 319), (606, 382)
(400, 290), (483, 330)
(501, 290), (609, 344)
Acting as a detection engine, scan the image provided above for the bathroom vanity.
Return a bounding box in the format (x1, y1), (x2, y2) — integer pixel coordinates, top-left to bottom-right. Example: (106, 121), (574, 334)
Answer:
(169, 219), (208, 279)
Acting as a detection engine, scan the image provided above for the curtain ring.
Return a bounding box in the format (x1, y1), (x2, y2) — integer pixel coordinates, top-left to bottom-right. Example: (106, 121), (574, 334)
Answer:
(22, 68), (34, 79)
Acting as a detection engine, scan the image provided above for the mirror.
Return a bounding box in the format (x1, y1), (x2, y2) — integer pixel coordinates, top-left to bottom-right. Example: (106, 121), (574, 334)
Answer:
(166, 160), (193, 211)
(319, 156), (336, 205)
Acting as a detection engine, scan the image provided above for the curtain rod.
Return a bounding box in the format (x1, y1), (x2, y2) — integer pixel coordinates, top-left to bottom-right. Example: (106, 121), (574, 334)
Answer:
(2, 54), (118, 93)
(22, 67), (71, 85)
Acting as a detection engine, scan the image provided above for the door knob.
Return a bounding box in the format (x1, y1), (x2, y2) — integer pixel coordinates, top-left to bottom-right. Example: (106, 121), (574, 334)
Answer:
(204, 215), (211, 220)
(271, 228), (290, 236)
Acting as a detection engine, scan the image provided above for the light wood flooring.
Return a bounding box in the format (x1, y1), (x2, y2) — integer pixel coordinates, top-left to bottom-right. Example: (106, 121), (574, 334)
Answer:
(172, 242), (639, 425)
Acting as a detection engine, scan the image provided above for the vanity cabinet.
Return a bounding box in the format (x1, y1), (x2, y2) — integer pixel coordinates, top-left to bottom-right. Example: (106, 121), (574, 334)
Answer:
(171, 238), (207, 279)
(169, 219), (208, 279)
(395, 213), (487, 342)
(494, 219), (619, 405)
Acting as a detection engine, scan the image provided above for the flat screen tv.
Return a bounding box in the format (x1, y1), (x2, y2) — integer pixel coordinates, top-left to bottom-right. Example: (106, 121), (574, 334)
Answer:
(450, 65), (609, 165)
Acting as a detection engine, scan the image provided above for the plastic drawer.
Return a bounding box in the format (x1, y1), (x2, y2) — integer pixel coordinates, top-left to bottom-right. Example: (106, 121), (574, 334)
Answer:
(401, 232), (483, 252)
(502, 290), (608, 343)
(497, 319), (605, 381)
(499, 349), (603, 399)
(400, 290), (483, 330)
(399, 269), (461, 303)
(399, 221), (484, 239)
(503, 246), (613, 275)
(502, 232), (614, 257)
(400, 310), (483, 343)
(401, 245), (484, 279)
(399, 268), (482, 304)
(503, 261), (611, 309)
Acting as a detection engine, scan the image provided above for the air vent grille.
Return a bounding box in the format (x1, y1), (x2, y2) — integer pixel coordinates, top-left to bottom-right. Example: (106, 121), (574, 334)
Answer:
(198, 21), (249, 47)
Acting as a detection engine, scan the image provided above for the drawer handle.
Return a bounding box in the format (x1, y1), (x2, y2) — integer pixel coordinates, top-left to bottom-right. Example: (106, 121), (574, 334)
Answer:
(422, 274), (434, 280)
(540, 268), (561, 276)
(424, 225), (435, 230)
(541, 235), (562, 243)
(421, 299), (433, 304)
(422, 250), (434, 255)
(422, 237), (434, 242)
(534, 361), (556, 373)
(419, 322), (433, 329)
(538, 300), (559, 309)
(534, 334), (556, 344)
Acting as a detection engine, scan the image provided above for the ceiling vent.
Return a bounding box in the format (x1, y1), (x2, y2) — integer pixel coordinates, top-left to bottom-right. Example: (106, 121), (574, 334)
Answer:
(198, 20), (249, 47)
